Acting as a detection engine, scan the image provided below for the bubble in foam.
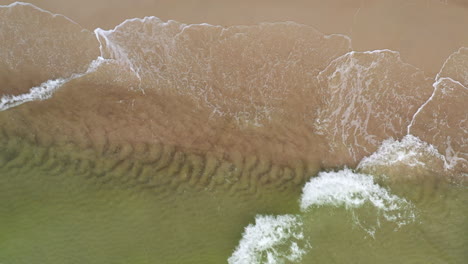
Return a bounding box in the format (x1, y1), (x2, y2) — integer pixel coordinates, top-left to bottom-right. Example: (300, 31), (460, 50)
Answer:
(300, 168), (415, 229)
(228, 215), (309, 264)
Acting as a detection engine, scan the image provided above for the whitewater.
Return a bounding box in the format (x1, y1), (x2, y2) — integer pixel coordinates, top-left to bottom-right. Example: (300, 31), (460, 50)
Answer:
(0, 1), (467, 264)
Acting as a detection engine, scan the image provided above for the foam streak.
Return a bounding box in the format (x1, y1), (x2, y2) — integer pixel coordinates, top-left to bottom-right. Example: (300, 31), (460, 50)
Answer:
(0, 57), (106, 111)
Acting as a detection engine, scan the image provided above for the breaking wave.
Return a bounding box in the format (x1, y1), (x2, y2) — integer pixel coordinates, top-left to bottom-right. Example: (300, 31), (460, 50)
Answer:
(230, 135), (425, 263)
(230, 167), (417, 263)
(228, 215), (309, 264)
(300, 169), (414, 218)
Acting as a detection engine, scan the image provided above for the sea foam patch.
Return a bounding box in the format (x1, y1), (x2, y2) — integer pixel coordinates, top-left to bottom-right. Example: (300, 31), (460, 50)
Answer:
(357, 135), (446, 172)
(228, 215), (309, 264)
(300, 169), (415, 232)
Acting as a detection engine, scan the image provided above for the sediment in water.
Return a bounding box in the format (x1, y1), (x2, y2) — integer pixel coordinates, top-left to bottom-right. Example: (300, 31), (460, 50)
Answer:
(1, 2), (467, 194)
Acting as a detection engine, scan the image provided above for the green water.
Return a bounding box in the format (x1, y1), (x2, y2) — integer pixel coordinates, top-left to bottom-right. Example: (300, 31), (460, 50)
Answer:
(301, 182), (467, 263)
(0, 142), (466, 263)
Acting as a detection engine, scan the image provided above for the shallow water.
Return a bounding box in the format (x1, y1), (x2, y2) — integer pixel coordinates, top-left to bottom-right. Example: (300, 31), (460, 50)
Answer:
(0, 142), (466, 263)
(0, 1), (467, 263)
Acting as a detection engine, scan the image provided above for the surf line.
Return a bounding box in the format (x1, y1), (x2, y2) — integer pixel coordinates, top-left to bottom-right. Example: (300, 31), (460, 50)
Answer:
(0, 57), (106, 112)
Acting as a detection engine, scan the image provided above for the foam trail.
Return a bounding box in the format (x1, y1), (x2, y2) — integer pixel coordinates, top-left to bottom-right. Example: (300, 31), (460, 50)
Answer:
(407, 78), (456, 135)
(435, 47), (468, 86)
(407, 78), (437, 135)
(0, 2), (83, 27)
(408, 47), (468, 134)
(93, 18), (176, 93)
(324, 33), (353, 50)
(228, 215), (309, 264)
(94, 28), (144, 93)
(0, 57), (106, 111)
(0, 78), (67, 111)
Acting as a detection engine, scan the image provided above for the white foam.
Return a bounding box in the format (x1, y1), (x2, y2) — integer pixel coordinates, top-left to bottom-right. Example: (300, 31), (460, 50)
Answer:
(300, 169), (415, 228)
(228, 215), (309, 264)
(0, 57), (106, 111)
(0, 78), (66, 111)
(357, 135), (445, 170)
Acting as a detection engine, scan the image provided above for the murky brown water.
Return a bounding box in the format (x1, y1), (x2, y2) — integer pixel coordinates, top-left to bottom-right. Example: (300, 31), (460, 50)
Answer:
(0, 1), (467, 263)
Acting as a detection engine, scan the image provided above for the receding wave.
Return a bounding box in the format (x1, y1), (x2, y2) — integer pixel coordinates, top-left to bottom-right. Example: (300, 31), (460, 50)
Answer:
(0, 2), (99, 96)
(408, 48), (468, 174)
(315, 50), (433, 165)
(94, 18), (351, 126)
